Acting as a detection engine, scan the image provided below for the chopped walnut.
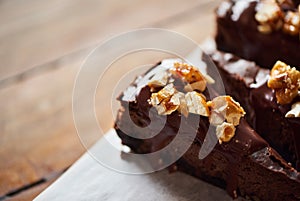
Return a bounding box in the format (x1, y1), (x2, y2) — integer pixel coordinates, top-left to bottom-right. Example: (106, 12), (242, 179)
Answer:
(267, 61), (300, 104)
(173, 92), (189, 117)
(285, 102), (300, 117)
(207, 96), (245, 144)
(185, 91), (210, 117)
(255, 0), (300, 38)
(216, 122), (236, 144)
(255, 1), (284, 34)
(148, 71), (168, 88)
(150, 84), (178, 115)
(208, 96), (246, 126)
(150, 84), (189, 116)
(169, 62), (207, 92)
(184, 80), (207, 92)
(283, 10), (300, 36)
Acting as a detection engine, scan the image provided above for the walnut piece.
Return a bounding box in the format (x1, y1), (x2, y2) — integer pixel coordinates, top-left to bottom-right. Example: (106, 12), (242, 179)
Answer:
(267, 61), (300, 104)
(283, 10), (300, 36)
(150, 84), (189, 116)
(207, 96), (245, 144)
(148, 71), (168, 88)
(150, 84), (178, 115)
(169, 62), (207, 92)
(285, 102), (300, 117)
(173, 92), (189, 117)
(255, 0), (300, 38)
(255, 1), (284, 34)
(207, 96), (246, 126)
(216, 122), (236, 144)
(185, 91), (209, 117)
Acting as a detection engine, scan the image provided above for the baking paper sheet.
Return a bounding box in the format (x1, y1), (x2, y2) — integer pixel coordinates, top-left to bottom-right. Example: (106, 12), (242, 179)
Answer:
(35, 129), (247, 201)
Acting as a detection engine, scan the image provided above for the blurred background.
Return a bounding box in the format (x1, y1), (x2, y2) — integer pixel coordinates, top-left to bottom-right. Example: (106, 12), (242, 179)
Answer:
(0, 0), (221, 200)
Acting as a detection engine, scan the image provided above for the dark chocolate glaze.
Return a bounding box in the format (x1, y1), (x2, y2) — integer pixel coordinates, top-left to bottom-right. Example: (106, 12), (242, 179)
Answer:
(293, 0), (300, 7)
(216, 0), (300, 69)
(211, 50), (300, 171)
(178, 145), (300, 201)
(251, 84), (300, 170)
(114, 62), (300, 201)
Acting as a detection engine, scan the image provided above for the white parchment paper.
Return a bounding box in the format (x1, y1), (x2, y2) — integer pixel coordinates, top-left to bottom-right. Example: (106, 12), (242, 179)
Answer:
(35, 129), (246, 201)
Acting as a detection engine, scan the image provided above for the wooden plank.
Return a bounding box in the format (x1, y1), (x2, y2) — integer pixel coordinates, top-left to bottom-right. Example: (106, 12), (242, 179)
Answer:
(3, 182), (51, 201)
(0, 0), (222, 198)
(3, 174), (59, 201)
(0, 0), (213, 81)
(0, 54), (85, 196)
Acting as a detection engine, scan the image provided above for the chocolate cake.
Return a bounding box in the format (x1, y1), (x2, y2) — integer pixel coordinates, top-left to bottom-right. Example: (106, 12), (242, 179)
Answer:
(215, 0), (300, 68)
(210, 50), (300, 171)
(114, 58), (300, 201)
(113, 1), (300, 200)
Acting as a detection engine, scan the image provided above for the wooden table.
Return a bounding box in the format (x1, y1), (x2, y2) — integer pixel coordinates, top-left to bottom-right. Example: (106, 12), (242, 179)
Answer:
(0, 0), (221, 200)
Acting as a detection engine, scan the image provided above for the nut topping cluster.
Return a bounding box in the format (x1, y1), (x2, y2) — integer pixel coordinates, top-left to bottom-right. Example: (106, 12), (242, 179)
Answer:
(150, 84), (181, 115)
(255, 0), (300, 38)
(208, 96), (246, 143)
(283, 10), (300, 35)
(148, 61), (246, 144)
(267, 61), (300, 104)
(255, 0), (284, 34)
(170, 62), (208, 92)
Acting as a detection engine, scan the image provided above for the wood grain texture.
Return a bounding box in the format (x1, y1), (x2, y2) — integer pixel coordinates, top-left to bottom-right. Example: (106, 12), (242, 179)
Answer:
(0, 0), (214, 81)
(0, 0), (222, 199)
(4, 175), (59, 201)
(0, 51), (86, 197)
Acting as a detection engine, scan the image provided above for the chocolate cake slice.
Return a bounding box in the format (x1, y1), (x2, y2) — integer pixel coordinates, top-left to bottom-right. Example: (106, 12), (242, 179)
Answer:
(210, 50), (300, 171)
(114, 58), (300, 201)
(215, 0), (300, 68)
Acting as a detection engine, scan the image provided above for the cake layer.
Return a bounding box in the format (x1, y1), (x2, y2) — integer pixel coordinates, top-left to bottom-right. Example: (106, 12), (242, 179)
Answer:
(215, 0), (300, 68)
(114, 59), (300, 200)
